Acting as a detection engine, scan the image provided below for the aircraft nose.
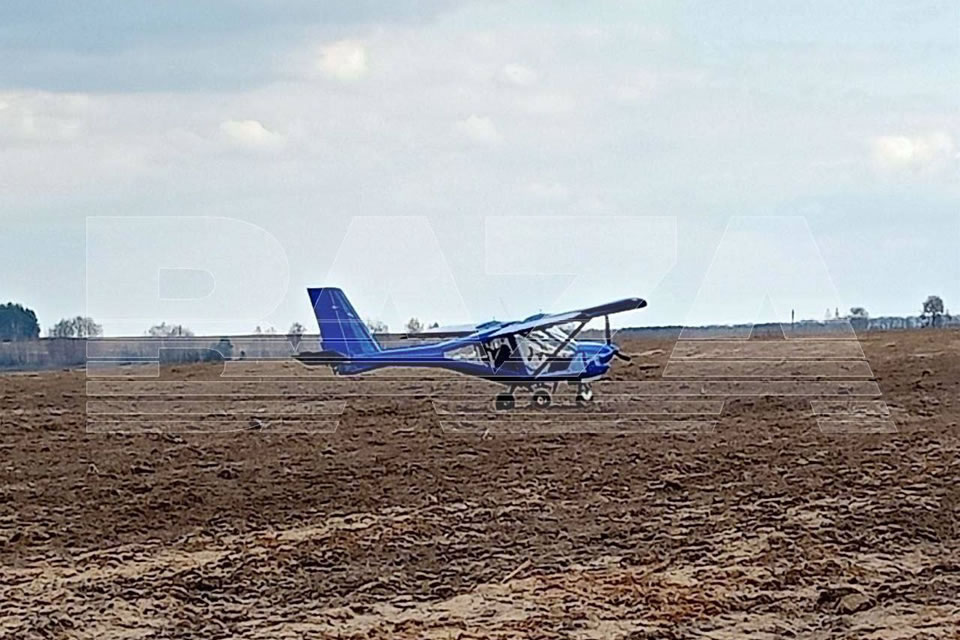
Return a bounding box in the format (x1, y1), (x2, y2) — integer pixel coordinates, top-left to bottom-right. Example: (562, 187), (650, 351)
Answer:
(597, 345), (617, 365)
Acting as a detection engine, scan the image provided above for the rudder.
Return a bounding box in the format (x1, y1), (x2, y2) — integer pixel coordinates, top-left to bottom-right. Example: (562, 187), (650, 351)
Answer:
(308, 288), (381, 357)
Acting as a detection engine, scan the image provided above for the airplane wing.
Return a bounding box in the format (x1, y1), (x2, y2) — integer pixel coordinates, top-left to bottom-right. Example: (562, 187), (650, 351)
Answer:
(485, 297), (647, 339)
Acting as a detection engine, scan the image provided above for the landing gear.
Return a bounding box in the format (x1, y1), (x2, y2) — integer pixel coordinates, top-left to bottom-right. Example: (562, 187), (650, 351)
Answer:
(531, 388), (552, 409)
(493, 383), (590, 410)
(495, 393), (516, 411)
(576, 382), (594, 404)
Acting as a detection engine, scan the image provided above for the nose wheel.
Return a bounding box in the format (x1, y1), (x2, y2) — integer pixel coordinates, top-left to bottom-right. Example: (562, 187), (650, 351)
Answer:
(576, 383), (594, 404)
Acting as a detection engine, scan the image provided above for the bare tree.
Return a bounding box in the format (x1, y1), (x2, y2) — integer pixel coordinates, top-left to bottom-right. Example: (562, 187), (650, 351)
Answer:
(288, 322), (306, 336)
(366, 318), (389, 334)
(922, 295), (945, 328)
(848, 307), (869, 333)
(50, 319), (74, 338)
(287, 322), (306, 349)
(49, 319), (72, 338)
(148, 322), (194, 337)
(50, 316), (102, 338)
(406, 317), (423, 334)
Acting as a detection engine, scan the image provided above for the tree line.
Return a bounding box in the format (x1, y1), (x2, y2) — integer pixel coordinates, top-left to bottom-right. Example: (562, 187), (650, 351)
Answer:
(836, 296), (948, 329)
(0, 295), (952, 343)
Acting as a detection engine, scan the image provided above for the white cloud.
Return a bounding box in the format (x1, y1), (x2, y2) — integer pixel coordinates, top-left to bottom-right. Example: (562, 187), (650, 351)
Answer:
(455, 114), (502, 145)
(871, 132), (956, 173)
(612, 71), (661, 104)
(499, 63), (537, 86)
(524, 181), (569, 201)
(219, 119), (284, 148)
(573, 195), (608, 214)
(318, 39), (368, 81)
(0, 91), (86, 141)
(519, 92), (575, 116)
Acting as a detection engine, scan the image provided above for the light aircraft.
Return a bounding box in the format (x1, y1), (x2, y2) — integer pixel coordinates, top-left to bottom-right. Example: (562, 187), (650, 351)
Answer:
(295, 288), (646, 409)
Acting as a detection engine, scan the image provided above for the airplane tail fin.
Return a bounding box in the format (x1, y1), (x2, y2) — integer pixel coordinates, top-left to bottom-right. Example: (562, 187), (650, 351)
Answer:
(307, 287), (381, 357)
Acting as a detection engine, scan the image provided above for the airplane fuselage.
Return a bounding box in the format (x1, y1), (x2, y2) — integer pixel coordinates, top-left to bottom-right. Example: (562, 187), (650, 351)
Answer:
(326, 337), (618, 385)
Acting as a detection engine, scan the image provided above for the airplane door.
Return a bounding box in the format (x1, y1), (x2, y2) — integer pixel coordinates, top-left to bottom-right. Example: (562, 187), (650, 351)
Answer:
(515, 335), (544, 372)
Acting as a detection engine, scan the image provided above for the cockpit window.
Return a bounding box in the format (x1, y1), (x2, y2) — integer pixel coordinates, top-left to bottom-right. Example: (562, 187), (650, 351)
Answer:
(531, 324), (578, 357)
(516, 323), (578, 369)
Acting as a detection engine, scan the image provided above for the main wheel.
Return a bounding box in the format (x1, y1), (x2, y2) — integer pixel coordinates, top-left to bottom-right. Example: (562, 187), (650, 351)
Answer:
(495, 393), (515, 411)
(576, 384), (594, 404)
(531, 388), (552, 409)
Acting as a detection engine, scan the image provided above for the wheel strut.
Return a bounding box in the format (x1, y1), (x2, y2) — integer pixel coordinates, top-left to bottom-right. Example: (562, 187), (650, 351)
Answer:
(576, 382), (594, 404)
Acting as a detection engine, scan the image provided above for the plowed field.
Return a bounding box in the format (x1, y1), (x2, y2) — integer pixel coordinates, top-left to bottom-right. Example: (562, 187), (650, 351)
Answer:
(2, 330), (958, 638)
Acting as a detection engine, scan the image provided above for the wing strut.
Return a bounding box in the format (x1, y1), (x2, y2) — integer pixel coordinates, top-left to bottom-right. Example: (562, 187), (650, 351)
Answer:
(531, 320), (587, 378)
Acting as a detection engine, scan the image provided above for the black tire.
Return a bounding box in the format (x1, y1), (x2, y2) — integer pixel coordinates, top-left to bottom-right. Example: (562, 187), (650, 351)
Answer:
(495, 393), (515, 411)
(532, 388), (552, 409)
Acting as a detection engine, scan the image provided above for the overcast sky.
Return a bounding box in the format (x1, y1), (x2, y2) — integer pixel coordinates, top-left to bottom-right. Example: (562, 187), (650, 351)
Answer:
(1, 1), (958, 335)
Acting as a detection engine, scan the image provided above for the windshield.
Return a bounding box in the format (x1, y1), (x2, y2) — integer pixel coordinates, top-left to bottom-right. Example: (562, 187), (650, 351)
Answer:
(519, 323), (578, 364)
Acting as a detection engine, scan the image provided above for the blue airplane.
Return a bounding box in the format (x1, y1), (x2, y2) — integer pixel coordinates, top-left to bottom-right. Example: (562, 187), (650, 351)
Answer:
(295, 287), (647, 409)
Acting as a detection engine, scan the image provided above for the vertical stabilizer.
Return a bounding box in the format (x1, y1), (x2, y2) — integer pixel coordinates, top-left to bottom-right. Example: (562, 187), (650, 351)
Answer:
(307, 288), (381, 357)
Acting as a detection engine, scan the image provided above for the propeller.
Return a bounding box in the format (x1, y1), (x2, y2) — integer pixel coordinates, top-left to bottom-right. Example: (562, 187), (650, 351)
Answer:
(605, 315), (632, 361)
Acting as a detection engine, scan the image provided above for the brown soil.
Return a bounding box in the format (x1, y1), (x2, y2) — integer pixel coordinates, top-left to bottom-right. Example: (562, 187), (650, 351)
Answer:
(1, 330), (958, 638)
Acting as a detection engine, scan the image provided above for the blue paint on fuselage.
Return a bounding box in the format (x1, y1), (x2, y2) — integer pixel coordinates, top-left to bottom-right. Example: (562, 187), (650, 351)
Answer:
(333, 332), (618, 385)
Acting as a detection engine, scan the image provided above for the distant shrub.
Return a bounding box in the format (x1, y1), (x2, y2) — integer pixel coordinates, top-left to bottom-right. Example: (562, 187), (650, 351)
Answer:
(204, 337), (234, 362)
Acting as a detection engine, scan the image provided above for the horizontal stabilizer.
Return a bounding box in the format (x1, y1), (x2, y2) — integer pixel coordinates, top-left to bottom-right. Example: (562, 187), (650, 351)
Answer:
(294, 350), (347, 367)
